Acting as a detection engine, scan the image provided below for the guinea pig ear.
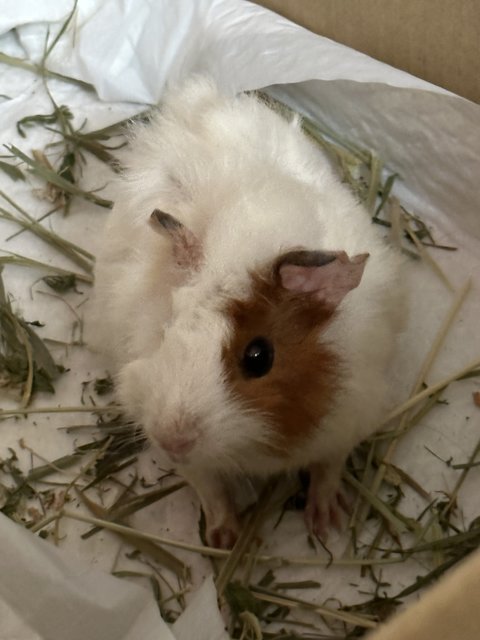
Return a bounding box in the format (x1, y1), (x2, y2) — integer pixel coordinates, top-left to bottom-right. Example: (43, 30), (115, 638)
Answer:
(276, 249), (369, 309)
(149, 209), (203, 271)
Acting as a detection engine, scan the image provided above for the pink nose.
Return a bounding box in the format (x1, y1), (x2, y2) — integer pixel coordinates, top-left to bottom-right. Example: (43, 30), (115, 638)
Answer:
(158, 435), (196, 461)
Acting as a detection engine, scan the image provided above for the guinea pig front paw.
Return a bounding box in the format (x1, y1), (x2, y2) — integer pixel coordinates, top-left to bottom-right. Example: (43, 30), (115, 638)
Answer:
(206, 522), (239, 550)
(304, 462), (350, 541)
(304, 488), (350, 541)
(193, 478), (240, 549)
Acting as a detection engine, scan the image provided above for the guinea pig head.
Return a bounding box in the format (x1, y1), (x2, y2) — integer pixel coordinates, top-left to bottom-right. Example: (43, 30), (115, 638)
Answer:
(118, 210), (369, 474)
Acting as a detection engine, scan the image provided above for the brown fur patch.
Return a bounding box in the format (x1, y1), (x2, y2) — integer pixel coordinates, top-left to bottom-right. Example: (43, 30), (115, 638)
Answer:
(222, 269), (342, 454)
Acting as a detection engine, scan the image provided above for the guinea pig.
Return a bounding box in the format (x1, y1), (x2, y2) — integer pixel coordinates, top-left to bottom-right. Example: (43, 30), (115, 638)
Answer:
(92, 77), (406, 549)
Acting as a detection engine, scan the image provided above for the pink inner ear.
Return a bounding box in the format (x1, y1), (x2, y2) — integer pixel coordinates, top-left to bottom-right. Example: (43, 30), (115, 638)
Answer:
(171, 225), (203, 271)
(149, 209), (203, 271)
(279, 251), (369, 308)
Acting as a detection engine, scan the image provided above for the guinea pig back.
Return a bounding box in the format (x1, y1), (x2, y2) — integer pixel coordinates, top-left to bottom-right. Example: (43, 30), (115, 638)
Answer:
(92, 77), (406, 547)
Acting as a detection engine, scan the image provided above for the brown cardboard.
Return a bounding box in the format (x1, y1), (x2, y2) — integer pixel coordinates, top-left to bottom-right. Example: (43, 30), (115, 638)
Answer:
(365, 549), (480, 640)
(255, 0), (480, 103)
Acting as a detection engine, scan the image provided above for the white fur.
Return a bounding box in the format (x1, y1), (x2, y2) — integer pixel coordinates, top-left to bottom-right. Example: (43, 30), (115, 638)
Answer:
(92, 77), (406, 483)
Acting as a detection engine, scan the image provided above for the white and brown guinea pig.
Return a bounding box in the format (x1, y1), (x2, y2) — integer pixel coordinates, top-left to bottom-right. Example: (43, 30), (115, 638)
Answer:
(92, 77), (406, 549)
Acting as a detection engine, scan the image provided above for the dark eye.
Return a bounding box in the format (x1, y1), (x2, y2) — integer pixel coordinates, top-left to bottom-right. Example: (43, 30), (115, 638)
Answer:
(241, 337), (274, 378)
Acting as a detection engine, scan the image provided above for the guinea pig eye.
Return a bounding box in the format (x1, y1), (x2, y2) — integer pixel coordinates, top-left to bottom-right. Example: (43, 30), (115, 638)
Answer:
(241, 337), (274, 378)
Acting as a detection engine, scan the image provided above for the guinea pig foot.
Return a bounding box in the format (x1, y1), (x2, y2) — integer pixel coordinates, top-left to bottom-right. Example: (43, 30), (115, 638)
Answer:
(304, 489), (349, 541)
(204, 508), (240, 549)
(304, 462), (349, 541)
(185, 472), (240, 549)
(206, 522), (239, 550)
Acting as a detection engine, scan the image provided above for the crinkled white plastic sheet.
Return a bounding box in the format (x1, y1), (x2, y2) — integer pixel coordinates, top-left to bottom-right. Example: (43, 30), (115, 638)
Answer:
(0, 512), (229, 639)
(0, 1), (479, 639)
(0, 513), (176, 640)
